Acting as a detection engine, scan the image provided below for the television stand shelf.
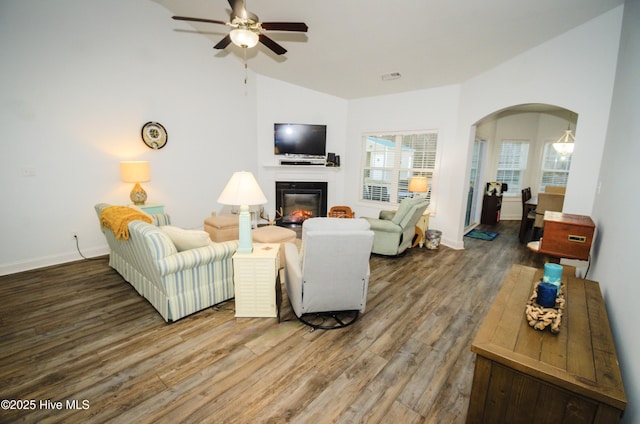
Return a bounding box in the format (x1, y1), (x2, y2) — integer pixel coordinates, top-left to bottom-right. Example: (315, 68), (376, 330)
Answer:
(262, 165), (341, 171)
(280, 161), (325, 166)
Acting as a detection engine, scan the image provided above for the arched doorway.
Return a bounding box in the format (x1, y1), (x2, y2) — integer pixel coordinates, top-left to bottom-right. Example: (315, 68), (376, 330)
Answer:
(464, 103), (578, 234)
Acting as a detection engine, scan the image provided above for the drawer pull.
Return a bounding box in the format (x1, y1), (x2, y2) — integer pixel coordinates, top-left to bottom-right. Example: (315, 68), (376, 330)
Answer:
(568, 235), (587, 243)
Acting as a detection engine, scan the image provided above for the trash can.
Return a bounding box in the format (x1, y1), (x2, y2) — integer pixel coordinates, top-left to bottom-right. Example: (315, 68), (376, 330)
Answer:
(425, 229), (442, 250)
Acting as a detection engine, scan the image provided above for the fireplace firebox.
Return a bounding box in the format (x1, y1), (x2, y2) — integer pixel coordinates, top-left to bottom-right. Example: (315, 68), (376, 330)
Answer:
(276, 181), (328, 227)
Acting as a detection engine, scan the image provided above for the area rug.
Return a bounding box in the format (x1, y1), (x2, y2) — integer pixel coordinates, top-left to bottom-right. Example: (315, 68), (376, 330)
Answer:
(465, 229), (499, 241)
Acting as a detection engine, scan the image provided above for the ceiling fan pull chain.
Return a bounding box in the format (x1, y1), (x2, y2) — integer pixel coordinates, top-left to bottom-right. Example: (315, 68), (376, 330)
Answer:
(243, 47), (249, 93)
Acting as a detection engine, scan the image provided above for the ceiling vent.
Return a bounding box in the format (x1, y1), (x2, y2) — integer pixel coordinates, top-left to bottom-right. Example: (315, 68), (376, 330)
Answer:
(381, 72), (401, 81)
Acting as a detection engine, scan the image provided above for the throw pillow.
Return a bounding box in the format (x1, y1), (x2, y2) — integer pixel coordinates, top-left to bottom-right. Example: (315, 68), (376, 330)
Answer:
(160, 226), (211, 252)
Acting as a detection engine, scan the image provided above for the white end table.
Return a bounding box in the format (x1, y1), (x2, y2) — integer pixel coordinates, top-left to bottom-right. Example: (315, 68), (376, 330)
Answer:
(232, 243), (281, 319)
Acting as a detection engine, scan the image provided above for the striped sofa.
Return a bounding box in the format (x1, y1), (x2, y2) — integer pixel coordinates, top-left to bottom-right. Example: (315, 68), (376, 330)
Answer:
(95, 203), (238, 322)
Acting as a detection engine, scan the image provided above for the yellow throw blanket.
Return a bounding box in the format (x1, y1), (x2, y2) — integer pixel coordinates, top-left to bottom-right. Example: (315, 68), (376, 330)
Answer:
(100, 206), (152, 240)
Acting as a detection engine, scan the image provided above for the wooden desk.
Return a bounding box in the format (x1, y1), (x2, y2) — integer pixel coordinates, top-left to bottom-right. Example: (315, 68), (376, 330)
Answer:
(467, 265), (626, 423)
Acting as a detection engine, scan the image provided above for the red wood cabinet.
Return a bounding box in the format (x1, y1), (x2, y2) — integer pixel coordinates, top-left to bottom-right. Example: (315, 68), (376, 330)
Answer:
(539, 212), (595, 261)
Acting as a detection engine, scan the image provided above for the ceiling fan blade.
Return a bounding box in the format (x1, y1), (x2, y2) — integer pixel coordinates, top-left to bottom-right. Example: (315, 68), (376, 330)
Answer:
(213, 35), (232, 50)
(261, 22), (308, 32)
(259, 34), (287, 55)
(172, 16), (227, 26)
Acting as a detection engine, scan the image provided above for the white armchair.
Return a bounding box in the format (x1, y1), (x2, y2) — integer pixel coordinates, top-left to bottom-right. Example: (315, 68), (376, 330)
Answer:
(283, 217), (374, 329)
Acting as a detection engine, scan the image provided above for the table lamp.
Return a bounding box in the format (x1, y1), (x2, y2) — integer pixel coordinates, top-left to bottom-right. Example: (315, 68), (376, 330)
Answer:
(120, 161), (150, 205)
(408, 176), (428, 197)
(217, 171), (267, 253)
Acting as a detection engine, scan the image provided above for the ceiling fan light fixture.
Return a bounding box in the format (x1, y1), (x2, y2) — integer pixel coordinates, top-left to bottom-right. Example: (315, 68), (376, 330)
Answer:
(230, 28), (259, 48)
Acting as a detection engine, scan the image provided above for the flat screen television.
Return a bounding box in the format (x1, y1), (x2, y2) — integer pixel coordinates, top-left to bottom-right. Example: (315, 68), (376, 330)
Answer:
(274, 123), (327, 157)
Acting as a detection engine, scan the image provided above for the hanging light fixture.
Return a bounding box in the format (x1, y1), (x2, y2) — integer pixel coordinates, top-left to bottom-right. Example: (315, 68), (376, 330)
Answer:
(553, 128), (575, 155)
(553, 112), (576, 155)
(230, 28), (259, 48)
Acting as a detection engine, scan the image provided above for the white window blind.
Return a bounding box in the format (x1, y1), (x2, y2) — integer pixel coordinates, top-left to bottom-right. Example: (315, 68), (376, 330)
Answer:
(361, 131), (438, 204)
(539, 142), (572, 191)
(496, 140), (529, 195)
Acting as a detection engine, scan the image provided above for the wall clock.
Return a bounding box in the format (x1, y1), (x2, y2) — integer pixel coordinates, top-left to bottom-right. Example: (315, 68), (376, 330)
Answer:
(141, 121), (168, 149)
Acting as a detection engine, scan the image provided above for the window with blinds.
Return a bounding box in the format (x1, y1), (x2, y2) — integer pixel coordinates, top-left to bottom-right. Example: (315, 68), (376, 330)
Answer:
(361, 131), (438, 205)
(539, 142), (572, 191)
(496, 140), (529, 196)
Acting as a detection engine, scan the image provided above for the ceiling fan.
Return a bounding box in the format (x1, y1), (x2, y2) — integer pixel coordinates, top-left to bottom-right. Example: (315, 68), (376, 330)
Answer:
(172, 0), (308, 55)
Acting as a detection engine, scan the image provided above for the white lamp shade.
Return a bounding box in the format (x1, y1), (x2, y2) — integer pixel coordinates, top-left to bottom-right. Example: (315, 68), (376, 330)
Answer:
(230, 28), (259, 48)
(120, 161), (150, 183)
(217, 171), (267, 206)
(408, 176), (428, 193)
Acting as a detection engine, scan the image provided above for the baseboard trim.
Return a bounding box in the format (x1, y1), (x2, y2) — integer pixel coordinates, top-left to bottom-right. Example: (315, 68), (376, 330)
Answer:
(0, 246), (110, 276)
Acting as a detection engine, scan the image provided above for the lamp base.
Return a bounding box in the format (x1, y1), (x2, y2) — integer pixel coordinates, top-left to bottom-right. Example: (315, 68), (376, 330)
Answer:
(237, 205), (253, 254)
(129, 182), (147, 205)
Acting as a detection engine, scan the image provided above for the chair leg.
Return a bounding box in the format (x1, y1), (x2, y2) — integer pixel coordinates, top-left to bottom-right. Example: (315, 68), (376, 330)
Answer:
(297, 310), (360, 330)
(520, 218), (537, 243)
(532, 226), (543, 241)
(519, 219), (527, 243)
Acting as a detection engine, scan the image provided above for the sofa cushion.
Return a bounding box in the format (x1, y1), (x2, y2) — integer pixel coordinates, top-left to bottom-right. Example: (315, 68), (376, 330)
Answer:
(160, 225), (211, 252)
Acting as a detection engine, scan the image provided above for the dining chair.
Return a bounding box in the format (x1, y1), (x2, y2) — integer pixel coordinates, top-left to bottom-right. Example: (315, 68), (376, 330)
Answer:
(533, 192), (565, 238)
(545, 186), (566, 194)
(519, 187), (536, 243)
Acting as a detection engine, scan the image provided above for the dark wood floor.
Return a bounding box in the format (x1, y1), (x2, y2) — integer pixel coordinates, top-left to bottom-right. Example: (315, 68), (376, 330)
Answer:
(0, 220), (545, 423)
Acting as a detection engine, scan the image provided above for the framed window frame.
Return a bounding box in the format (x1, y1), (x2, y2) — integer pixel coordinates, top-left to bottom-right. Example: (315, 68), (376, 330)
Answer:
(360, 130), (438, 207)
(495, 139), (530, 197)
(539, 141), (572, 192)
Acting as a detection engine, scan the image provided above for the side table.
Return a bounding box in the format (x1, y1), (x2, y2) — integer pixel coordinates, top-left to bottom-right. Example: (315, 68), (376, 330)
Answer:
(232, 243), (281, 319)
(137, 204), (164, 214)
(413, 210), (431, 248)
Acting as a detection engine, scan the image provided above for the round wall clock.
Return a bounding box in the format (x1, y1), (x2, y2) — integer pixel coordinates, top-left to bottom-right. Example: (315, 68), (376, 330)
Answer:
(141, 121), (168, 149)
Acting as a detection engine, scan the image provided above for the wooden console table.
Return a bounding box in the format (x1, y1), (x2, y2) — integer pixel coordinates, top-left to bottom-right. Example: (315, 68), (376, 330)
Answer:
(467, 265), (626, 423)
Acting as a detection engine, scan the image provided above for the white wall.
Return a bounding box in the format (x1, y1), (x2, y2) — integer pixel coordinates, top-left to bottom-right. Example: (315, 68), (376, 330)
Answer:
(0, 0), (258, 274)
(347, 85), (462, 247)
(255, 75), (348, 215)
(344, 7), (622, 249)
(455, 5), (623, 246)
(590, 0), (640, 421)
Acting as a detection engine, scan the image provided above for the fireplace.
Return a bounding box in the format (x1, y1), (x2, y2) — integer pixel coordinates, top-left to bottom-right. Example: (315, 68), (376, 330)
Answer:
(275, 181), (328, 227)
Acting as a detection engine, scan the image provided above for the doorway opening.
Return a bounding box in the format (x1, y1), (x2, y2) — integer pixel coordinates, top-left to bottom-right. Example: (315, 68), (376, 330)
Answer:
(463, 103), (577, 242)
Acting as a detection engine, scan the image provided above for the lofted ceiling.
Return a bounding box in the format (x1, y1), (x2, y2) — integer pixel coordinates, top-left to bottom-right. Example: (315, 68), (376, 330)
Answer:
(151, 0), (623, 99)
